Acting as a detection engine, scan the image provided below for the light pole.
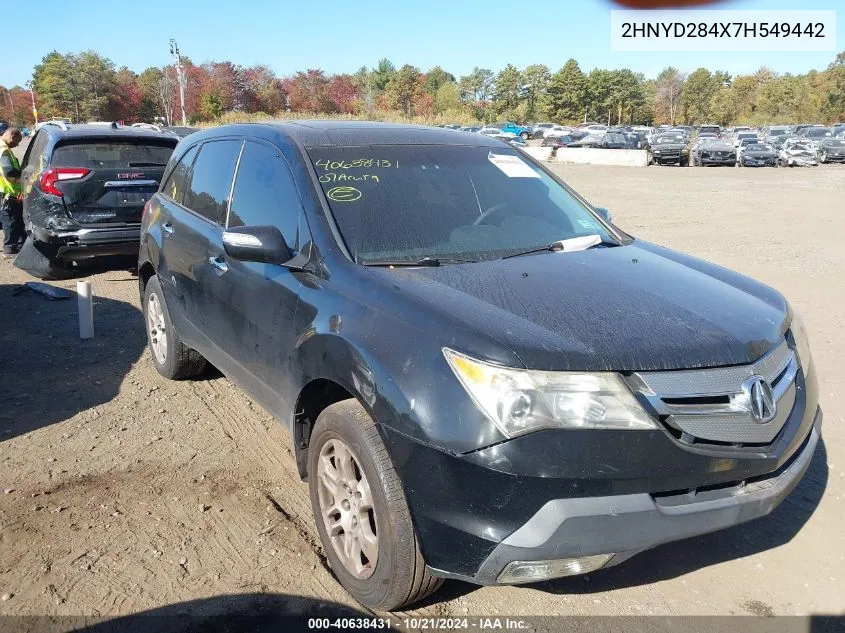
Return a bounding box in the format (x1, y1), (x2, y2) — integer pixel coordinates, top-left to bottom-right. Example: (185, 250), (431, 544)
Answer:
(169, 39), (187, 127)
(3, 88), (12, 121)
(26, 81), (38, 125)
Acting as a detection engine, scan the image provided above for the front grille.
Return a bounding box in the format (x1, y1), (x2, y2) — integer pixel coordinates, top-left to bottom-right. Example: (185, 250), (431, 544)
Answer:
(628, 339), (800, 446)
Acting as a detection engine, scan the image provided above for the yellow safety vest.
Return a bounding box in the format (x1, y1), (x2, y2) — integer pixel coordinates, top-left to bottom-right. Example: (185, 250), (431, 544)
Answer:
(0, 140), (22, 198)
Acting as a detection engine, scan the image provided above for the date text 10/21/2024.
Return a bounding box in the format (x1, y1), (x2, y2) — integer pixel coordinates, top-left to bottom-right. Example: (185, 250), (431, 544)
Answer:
(307, 617), (532, 630)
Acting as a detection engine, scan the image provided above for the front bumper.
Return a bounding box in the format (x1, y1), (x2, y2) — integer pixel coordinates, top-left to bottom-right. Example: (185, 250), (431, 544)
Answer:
(700, 154), (736, 165)
(383, 365), (820, 584)
(652, 153), (685, 164)
(466, 412), (820, 584)
(741, 157), (777, 167)
(784, 157), (818, 166)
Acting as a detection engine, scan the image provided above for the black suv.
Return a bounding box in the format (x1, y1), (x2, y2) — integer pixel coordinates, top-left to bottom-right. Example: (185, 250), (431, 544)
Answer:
(18, 121), (178, 277)
(139, 121), (821, 610)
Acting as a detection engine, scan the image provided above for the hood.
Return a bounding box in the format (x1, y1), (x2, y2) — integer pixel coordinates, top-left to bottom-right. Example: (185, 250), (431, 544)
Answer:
(653, 143), (686, 149)
(702, 143), (734, 151)
(368, 241), (788, 372)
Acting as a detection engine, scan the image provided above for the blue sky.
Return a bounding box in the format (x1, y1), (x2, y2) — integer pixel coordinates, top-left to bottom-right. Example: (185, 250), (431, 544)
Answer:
(5, 0), (842, 87)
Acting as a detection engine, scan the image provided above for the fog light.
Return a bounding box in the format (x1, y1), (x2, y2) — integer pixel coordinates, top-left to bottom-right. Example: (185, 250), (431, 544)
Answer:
(497, 553), (614, 584)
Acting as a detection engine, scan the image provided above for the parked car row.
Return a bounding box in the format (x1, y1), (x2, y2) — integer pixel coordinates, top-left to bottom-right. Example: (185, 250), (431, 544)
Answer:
(654, 124), (845, 167)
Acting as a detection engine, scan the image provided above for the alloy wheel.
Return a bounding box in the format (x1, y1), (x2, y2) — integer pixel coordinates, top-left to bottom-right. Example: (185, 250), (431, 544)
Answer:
(147, 292), (168, 364)
(317, 438), (379, 579)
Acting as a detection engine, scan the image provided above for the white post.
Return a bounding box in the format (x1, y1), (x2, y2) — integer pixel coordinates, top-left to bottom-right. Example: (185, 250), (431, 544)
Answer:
(77, 281), (94, 340)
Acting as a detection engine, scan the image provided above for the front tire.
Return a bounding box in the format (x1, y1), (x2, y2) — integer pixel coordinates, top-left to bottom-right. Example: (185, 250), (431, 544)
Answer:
(519, 131), (529, 140)
(308, 400), (443, 610)
(143, 276), (207, 379)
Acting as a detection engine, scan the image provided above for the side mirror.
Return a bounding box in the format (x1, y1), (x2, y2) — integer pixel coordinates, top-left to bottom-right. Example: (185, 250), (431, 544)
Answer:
(222, 225), (293, 265)
(595, 207), (613, 223)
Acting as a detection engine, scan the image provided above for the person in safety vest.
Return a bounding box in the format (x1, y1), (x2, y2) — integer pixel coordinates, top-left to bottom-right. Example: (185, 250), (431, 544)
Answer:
(0, 127), (25, 256)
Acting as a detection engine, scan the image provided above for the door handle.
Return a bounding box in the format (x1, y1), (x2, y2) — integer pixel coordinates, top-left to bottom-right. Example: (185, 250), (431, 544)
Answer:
(162, 222), (174, 235)
(209, 255), (229, 274)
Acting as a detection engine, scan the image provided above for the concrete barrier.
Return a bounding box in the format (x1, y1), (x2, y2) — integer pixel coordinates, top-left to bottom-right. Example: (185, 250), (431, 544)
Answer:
(551, 148), (649, 167)
(520, 146), (553, 162)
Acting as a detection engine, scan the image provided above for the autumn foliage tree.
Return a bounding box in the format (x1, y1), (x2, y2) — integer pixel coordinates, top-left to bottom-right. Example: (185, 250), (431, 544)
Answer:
(22, 49), (845, 127)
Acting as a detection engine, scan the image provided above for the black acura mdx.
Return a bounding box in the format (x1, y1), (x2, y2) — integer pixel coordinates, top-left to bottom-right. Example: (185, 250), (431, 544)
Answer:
(139, 121), (821, 610)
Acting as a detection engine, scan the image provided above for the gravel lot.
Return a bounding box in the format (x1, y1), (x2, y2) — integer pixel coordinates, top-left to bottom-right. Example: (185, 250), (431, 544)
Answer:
(1, 147), (843, 622)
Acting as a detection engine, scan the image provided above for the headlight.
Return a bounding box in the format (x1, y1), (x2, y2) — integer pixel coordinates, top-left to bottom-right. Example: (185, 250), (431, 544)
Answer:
(790, 310), (813, 377)
(443, 348), (657, 438)
(682, 148), (689, 154)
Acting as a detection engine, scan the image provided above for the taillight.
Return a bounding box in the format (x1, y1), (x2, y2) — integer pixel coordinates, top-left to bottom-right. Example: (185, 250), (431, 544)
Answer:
(39, 167), (91, 196)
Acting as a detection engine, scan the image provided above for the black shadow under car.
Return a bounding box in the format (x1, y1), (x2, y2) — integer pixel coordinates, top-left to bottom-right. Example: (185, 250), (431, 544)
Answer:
(138, 121), (821, 610)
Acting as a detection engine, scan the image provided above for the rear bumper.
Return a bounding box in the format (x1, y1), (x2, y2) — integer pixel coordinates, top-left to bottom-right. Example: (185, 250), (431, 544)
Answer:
(460, 411), (820, 584)
(32, 225), (140, 261)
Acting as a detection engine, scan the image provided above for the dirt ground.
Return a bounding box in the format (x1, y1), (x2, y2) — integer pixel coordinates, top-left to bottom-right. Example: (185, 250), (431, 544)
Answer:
(1, 147), (843, 622)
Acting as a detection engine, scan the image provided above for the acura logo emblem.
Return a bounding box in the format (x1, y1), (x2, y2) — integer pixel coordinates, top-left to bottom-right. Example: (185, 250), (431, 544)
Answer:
(743, 376), (776, 424)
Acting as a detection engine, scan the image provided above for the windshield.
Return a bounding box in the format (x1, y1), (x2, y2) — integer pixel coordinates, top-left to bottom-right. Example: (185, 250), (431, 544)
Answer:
(805, 128), (832, 138)
(747, 143), (774, 151)
(308, 145), (613, 264)
(654, 135), (684, 144)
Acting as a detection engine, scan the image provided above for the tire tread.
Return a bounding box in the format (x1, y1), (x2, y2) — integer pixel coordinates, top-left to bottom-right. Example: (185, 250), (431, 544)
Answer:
(312, 400), (443, 610)
(144, 276), (207, 380)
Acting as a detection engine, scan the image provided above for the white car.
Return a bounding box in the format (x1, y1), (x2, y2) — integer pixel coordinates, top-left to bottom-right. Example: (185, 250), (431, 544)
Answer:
(733, 131), (759, 147)
(479, 127), (516, 138)
(736, 137), (763, 161)
(778, 139), (818, 167)
(531, 122), (556, 136)
(544, 125), (575, 137)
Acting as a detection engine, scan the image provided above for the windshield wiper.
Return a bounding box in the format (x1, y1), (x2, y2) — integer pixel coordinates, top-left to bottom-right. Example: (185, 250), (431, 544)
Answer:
(363, 256), (477, 267)
(501, 235), (620, 260)
(128, 162), (168, 167)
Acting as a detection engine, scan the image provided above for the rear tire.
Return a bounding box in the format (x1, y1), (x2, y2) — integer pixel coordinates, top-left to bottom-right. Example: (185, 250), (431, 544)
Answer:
(308, 399), (443, 610)
(519, 132), (529, 140)
(143, 276), (207, 380)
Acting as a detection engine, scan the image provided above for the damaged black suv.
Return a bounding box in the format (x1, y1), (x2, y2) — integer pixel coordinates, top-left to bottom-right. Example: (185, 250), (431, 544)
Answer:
(18, 121), (178, 277)
(140, 122), (821, 611)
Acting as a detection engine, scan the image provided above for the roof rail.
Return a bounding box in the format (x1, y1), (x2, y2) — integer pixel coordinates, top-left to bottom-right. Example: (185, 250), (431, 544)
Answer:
(44, 120), (70, 131)
(131, 122), (162, 132)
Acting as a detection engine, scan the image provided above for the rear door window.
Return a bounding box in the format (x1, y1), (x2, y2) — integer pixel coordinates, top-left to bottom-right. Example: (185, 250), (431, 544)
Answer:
(227, 141), (301, 249)
(182, 140), (242, 225)
(51, 141), (175, 168)
(162, 144), (200, 204)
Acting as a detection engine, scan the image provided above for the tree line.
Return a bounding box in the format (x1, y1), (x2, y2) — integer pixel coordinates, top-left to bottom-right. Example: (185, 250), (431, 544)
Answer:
(2, 50), (844, 127)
